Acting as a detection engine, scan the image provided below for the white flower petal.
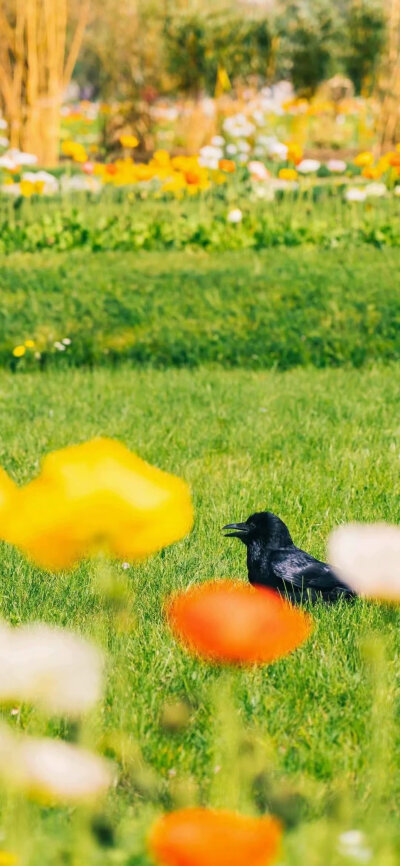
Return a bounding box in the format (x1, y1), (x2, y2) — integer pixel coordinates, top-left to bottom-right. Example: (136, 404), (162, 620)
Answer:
(0, 726), (114, 802)
(328, 523), (400, 599)
(0, 622), (103, 715)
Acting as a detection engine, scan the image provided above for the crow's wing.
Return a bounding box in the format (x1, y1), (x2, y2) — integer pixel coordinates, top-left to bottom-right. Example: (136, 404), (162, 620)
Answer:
(269, 548), (353, 594)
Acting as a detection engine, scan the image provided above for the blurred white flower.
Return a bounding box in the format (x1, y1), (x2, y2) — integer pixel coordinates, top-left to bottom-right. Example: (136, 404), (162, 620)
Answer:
(394, 186), (400, 196)
(0, 726), (113, 803)
(8, 149), (37, 166)
(227, 208), (243, 223)
(0, 622), (103, 715)
(248, 160), (270, 182)
(345, 187), (367, 202)
(223, 114), (255, 138)
(266, 140), (288, 160)
(365, 182), (386, 198)
(0, 182), (20, 195)
(252, 110), (264, 125)
(253, 184), (275, 201)
(0, 118), (7, 130)
(297, 159), (321, 173)
(0, 137), (9, 148)
(338, 830), (372, 863)
(328, 523), (400, 599)
(211, 135), (225, 147)
(62, 175), (101, 193)
(54, 341), (66, 351)
(237, 140), (251, 153)
(226, 144), (237, 155)
(0, 155), (18, 171)
(327, 159), (347, 173)
(62, 337), (71, 345)
(199, 145), (223, 170)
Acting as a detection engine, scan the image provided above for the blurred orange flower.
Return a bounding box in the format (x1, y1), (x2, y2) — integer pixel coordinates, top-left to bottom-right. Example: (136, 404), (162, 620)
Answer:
(219, 159), (236, 173)
(361, 165), (382, 180)
(167, 580), (312, 664)
(0, 439), (193, 570)
(148, 808), (281, 866)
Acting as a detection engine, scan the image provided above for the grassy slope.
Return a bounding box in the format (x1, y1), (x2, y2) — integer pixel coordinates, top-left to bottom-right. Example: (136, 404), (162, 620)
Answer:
(1, 248), (400, 368)
(0, 363), (399, 861)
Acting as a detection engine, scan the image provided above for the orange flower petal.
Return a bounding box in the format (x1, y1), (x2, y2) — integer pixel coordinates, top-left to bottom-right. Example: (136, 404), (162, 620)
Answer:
(148, 808), (281, 866)
(167, 580), (312, 665)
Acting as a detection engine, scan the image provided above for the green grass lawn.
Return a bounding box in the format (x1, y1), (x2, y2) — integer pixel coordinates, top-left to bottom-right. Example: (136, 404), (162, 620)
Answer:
(1, 247), (400, 369)
(0, 362), (399, 864)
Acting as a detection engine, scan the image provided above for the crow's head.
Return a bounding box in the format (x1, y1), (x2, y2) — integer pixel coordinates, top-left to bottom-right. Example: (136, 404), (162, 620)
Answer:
(223, 511), (293, 548)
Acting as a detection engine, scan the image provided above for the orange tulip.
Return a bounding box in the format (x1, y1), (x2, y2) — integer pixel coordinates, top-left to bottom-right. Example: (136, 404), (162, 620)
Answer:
(167, 580), (312, 665)
(148, 808), (281, 866)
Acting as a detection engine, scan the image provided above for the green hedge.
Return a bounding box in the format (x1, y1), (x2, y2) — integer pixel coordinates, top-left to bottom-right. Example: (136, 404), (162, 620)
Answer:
(1, 248), (400, 370)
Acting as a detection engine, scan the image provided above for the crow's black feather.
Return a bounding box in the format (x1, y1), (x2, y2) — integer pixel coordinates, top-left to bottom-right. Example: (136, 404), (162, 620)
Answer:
(223, 511), (355, 604)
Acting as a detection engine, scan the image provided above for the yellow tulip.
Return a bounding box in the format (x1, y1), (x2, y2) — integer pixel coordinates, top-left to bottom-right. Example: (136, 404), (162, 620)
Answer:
(0, 439), (193, 570)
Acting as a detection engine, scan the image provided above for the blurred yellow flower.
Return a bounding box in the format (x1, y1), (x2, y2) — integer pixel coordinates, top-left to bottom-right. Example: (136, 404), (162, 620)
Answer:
(12, 345), (25, 358)
(20, 180), (43, 197)
(361, 165), (382, 180)
(24, 339), (35, 348)
(354, 151), (374, 167)
(278, 168), (298, 181)
(120, 134), (139, 148)
(61, 140), (87, 163)
(285, 141), (303, 165)
(0, 438), (193, 570)
(0, 853), (17, 866)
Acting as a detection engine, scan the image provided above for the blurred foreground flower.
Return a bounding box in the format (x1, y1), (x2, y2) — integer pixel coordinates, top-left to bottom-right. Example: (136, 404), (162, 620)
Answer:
(120, 134), (139, 148)
(0, 725), (113, 803)
(148, 807), (281, 866)
(0, 438), (193, 570)
(329, 523), (400, 600)
(167, 580), (312, 664)
(0, 622), (103, 715)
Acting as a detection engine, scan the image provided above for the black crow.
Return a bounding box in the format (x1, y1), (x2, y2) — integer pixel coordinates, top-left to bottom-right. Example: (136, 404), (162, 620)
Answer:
(223, 511), (355, 604)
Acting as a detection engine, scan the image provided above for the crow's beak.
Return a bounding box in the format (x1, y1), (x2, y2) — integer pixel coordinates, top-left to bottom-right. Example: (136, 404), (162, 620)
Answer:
(222, 522), (250, 538)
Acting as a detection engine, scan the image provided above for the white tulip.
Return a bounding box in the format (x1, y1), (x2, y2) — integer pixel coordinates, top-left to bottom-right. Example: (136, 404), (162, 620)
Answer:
(0, 622), (103, 715)
(328, 523), (400, 599)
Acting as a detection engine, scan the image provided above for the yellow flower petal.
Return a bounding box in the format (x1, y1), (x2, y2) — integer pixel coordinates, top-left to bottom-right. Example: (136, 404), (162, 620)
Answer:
(24, 339), (35, 348)
(1, 439), (193, 570)
(12, 345), (25, 358)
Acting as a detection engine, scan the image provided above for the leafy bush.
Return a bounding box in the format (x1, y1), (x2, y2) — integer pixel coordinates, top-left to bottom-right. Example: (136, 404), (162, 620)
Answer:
(344, 0), (386, 94)
(164, 10), (271, 95)
(1, 248), (400, 371)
